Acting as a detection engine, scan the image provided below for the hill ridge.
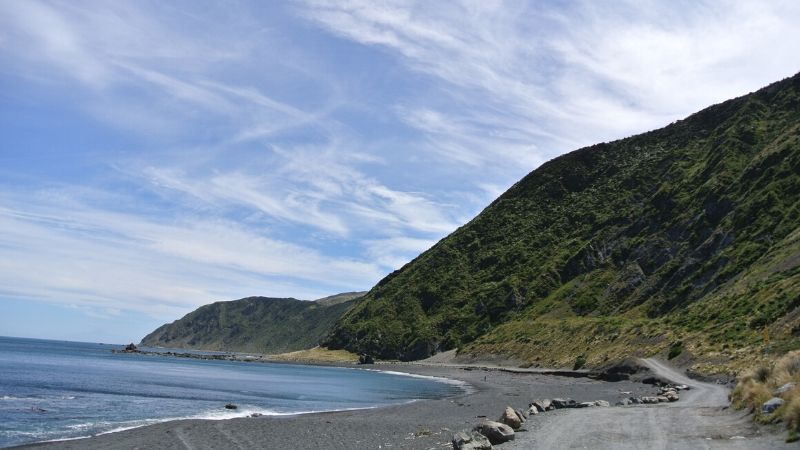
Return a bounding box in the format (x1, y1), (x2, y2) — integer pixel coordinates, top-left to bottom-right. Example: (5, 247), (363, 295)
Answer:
(323, 73), (800, 371)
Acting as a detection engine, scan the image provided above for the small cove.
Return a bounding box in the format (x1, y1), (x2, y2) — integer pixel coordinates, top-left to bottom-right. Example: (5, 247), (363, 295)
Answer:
(0, 336), (464, 447)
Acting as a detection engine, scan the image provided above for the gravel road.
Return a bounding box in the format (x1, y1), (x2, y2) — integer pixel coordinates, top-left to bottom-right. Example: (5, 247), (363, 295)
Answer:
(506, 358), (791, 449)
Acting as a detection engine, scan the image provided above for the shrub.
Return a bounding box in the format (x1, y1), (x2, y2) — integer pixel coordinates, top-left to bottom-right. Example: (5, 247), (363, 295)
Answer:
(784, 388), (800, 442)
(731, 379), (772, 413)
(754, 366), (771, 383)
(573, 354), (587, 370)
(668, 341), (683, 360)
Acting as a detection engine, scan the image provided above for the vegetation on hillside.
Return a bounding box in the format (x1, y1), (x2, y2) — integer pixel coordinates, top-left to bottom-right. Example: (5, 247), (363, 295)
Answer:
(140, 292), (363, 354)
(731, 351), (800, 442)
(324, 73), (800, 369)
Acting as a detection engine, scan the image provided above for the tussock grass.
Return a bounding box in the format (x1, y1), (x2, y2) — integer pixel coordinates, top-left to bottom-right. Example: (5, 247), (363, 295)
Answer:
(268, 346), (359, 364)
(731, 351), (800, 441)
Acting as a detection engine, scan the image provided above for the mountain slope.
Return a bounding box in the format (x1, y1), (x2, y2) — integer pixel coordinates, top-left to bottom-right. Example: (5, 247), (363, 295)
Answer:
(140, 292), (364, 354)
(324, 74), (800, 369)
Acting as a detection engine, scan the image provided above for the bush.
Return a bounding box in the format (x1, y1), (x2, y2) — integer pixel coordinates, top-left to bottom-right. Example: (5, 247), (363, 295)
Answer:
(668, 341), (683, 360)
(784, 389), (800, 442)
(573, 354), (587, 370)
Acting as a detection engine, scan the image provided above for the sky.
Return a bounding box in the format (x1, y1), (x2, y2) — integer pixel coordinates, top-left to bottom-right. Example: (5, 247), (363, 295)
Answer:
(1, 0), (799, 344)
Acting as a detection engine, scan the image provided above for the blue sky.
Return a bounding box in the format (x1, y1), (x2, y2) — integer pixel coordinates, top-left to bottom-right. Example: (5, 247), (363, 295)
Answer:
(1, 0), (799, 344)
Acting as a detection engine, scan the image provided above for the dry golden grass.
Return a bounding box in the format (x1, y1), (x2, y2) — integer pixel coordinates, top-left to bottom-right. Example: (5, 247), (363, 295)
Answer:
(267, 346), (359, 364)
(784, 389), (800, 442)
(732, 351), (800, 441)
(731, 378), (772, 412)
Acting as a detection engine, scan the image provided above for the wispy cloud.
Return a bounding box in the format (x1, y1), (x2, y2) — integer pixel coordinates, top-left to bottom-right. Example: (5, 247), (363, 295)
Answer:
(0, 190), (384, 318)
(298, 0), (800, 157)
(1, 0), (799, 339)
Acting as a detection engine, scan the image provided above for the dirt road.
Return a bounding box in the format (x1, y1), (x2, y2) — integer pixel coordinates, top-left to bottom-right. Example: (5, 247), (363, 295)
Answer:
(506, 358), (790, 449)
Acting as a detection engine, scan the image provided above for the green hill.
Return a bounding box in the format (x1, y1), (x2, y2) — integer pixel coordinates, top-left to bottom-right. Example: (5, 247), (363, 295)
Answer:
(140, 292), (364, 354)
(323, 74), (800, 371)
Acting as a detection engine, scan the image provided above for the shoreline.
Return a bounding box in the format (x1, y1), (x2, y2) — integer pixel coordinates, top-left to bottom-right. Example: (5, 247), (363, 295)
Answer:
(14, 360), (656, 450)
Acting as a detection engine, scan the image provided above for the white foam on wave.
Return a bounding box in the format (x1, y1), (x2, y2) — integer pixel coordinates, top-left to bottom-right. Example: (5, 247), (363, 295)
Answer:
(2, 394), (76, 401)
(36, 404), (383, 445)
(356, 367), (476, 394)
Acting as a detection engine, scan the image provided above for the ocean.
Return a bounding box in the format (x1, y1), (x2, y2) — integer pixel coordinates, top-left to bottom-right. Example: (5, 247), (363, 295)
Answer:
(0, 336), (464, 447)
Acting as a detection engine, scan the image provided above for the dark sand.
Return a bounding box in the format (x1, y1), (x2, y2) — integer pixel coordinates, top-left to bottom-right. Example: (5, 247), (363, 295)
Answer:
(17, 364), (654, 450)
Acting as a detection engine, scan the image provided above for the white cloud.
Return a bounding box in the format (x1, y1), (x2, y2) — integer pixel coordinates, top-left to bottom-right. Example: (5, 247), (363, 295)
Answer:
(2, 0), (799, 335)
(0, 192), (384, 319)
(299, 0), (800, 156)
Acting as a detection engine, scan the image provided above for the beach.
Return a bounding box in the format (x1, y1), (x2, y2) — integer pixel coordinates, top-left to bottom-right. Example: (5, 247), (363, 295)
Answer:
(16, 362), (656, 449)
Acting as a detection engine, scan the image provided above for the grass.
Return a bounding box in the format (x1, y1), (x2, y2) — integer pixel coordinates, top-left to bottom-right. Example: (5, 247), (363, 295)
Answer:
(324, 73), (800, 372)
(731, 351), (800, 442)
(267, 346), (360, 364)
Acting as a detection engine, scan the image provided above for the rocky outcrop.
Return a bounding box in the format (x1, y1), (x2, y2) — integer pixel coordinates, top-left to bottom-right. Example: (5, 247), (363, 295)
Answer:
(530, 399), (551, 412)
(473, 420), (515, 445)
(774, 382), (796, 396)
(551, 398), (577, 409)
(761, 397), (784, 414)
(499, 406), (522, 430)
(452, 431), (493, 450)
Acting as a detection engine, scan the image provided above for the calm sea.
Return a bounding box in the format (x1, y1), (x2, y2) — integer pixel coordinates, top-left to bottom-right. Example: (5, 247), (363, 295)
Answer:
(0, 336), (463, 447)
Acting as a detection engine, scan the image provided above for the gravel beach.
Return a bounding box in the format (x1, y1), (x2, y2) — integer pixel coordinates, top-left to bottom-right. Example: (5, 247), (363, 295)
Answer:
(17, 359), (794, 449)
(16, 363), (651, 450)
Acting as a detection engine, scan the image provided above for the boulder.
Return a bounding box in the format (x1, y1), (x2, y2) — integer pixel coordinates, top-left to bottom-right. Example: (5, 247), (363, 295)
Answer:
(594, 400), (610, 407)
(224, 403), (238, 410)
(514, 408), (527, 422)
(358, 354), (375, 364)
(551, 398), (577, 409)
(124, 343), (138, 352)
(665, 392), (679, 402)
(629, 397), (643, 404)
(576, 402), (595, 408)
(761, 397), (785, 414)
(499, 406), (522, 429)
(598, 358), (649, 381)
(526, 405), (539, 416)
(673, 384), (690, 391)
(452, 430), (493, 450)
(657, 396), (669, 403)
(473, 420), (515, 445)
(530, 399), (551, 412)
(774, 382), (797, 396)
(640, 396), (659, 404)
(616, 398), (632, 406)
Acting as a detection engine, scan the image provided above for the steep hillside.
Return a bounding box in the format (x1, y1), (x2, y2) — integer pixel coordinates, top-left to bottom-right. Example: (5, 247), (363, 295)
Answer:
(324, 74), (800, 370)
(140, 292), (364, 354)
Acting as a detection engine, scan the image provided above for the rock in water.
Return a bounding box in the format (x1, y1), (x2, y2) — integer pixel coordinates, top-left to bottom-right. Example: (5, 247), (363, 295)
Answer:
(452, 431), (493, 450)
(473, 420), (515, 445)
(762, 397), (784, 414)
(499, 406), (522, 429)
(224, 403), (238, 410)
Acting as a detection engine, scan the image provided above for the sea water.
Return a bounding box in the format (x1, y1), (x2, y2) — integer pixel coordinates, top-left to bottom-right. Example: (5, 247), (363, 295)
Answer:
(0, 336), (463, 447)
